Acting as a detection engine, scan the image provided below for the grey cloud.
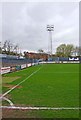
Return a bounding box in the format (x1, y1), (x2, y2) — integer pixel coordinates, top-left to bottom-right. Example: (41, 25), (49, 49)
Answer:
(2, 2), (79, 53)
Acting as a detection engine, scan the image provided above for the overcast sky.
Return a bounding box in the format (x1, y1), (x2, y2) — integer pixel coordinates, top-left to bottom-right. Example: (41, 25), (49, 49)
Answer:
(2, 2), (79, 53)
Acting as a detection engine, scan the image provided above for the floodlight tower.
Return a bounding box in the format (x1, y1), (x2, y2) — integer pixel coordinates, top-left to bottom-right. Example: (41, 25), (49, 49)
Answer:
(47, 25), (54, 58)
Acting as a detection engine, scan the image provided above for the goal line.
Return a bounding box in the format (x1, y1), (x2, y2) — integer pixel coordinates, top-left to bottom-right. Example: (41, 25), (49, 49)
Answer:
(0, 106), (81, 110)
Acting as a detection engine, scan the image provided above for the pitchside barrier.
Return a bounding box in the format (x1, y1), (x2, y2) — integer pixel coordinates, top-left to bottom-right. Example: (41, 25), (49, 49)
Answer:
(0, 67), (11, 74)
(0, 60), (80, 74)
(39, 61), (80, 64)
(21, 64), (27, 69)
(27, 63), (32, 67)
(15, 65), (21, 71)
(0, 62), (37, 74)
(32, 63), (35, 66)
(10, 66), (16, 72)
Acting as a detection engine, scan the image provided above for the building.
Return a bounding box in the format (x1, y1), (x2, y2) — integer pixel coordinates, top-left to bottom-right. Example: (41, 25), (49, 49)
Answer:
(24, 52), (48, 61)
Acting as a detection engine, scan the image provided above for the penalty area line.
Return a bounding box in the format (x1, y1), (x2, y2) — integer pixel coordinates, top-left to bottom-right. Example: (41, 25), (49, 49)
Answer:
(0, 67), (41, 99)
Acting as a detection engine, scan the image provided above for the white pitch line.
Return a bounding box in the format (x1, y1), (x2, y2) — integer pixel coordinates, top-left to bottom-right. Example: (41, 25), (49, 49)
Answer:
(0, 106), (81, 110)
(1, 97), (14, 107)
(39, 72), (79, 74)
(0, 67), (41, 99)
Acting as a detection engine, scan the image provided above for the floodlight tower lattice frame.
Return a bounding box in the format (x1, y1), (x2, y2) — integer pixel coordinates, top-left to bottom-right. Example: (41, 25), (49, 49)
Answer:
(47, 25), (54, 58)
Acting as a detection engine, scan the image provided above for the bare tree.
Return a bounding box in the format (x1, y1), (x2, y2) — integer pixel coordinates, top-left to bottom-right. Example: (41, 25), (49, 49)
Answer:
(2, 40), (19, 55)
(13, 44), (19, 55)
(38, 49), (44, 53)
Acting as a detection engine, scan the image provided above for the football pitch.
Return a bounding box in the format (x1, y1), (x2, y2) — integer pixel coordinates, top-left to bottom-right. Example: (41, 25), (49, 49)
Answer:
(2, 63), (79, 118)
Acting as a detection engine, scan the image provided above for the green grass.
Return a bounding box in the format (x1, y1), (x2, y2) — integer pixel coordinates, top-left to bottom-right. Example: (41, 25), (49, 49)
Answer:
(2, 76), (20, 84)
(2, 64), (79, 118)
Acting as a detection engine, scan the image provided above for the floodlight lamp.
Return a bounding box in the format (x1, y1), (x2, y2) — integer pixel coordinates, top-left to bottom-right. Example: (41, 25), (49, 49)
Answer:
(47, 25), (54, 31)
